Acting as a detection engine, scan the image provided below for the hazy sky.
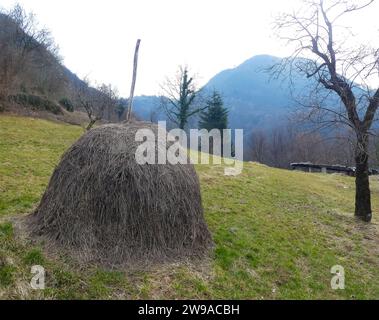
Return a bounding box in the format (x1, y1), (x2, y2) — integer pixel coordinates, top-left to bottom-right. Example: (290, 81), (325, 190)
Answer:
(1, 0), (378, 96)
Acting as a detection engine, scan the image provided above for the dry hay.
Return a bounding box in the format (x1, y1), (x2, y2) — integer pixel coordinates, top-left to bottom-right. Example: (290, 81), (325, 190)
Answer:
(26, 121), (212, 267)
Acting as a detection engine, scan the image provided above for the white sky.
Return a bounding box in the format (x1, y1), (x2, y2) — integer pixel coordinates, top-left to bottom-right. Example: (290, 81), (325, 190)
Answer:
(1, 0), (378, 96)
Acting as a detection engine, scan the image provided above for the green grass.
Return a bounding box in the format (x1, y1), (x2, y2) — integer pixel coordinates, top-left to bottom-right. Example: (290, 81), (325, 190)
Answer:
(0, 116), (83, 216)
(0, 114), (378, 299)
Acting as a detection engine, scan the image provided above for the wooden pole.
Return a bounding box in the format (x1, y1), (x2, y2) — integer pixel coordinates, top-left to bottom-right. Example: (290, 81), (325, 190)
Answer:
(126, 39), (141, 121)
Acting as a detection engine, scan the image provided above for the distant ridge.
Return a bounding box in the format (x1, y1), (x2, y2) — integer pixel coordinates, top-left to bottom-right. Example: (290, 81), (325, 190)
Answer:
(134, 54), (313, 133)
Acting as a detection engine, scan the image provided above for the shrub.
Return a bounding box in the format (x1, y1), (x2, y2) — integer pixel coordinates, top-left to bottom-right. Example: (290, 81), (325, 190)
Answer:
(59, 98), (74, 112)
(11, 94), (62, 115)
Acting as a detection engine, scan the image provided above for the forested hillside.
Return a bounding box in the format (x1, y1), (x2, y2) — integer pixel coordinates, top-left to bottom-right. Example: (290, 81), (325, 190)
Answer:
(0, 5), (121, 125)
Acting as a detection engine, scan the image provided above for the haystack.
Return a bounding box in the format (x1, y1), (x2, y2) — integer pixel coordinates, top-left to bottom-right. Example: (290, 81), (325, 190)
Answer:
(27, 121), (212, 266)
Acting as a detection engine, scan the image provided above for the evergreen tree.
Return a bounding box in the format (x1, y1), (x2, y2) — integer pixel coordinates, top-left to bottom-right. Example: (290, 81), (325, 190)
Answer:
(199, 90), (228, 131)
(199, 91), (229, 155)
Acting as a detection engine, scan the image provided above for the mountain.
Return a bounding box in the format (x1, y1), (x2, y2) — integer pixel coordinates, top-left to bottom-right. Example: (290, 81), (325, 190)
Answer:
(132, 95), (163, 121)
(133, 55), (314, 133)
(203, 55), (313, 133)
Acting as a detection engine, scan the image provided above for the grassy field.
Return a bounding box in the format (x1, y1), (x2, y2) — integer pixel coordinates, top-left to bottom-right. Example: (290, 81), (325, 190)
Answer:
(0, 115), (378, 299)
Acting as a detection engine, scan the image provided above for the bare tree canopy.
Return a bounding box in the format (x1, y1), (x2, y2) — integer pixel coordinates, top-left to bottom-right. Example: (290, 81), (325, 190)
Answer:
(75, 78), (119, 130)
(274, 0), (379, 222)
(160, 66), (205, 130)
(0, 4), (60, 99)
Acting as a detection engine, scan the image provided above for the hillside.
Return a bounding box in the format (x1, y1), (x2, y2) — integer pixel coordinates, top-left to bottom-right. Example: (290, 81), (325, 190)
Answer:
(0, 8), (120, 126)
(1, 115), (378, 299)
(132, 55), (316, 133)
(204, 55), (304, 131)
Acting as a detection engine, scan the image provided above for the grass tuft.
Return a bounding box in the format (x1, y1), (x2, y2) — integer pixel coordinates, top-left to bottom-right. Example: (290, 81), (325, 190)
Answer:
(22, 248), (45, 266)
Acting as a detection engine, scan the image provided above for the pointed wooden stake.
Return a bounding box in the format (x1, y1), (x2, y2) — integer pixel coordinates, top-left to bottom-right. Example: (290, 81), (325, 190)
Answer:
(126, 39), (141, 121)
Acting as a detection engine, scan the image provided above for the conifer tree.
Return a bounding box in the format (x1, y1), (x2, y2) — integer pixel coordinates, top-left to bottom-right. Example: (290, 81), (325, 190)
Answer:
(199, 90), (228, 132)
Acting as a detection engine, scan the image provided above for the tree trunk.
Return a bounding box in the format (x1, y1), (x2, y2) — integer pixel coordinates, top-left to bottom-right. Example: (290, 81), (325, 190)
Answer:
(354, 136), (372, 222)
(179, 118), (186, 130)
(86, 119), (97, 131)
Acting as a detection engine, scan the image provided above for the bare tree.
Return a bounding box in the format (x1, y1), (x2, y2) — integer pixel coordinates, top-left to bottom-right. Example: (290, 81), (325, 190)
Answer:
(247, 124), (358, 169)
(249, 130), (267, 163)
(160, 66), (205, 129)
(274, 0), (379, 222)
(0, 4), (58, 99)
(75, 79), (118, 130)
(97, 83), (119, 121)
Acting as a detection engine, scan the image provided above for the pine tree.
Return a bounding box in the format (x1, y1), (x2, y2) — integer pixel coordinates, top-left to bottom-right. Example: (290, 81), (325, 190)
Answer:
(199, 91), (228, 131)
(199, 91), (229, 155)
